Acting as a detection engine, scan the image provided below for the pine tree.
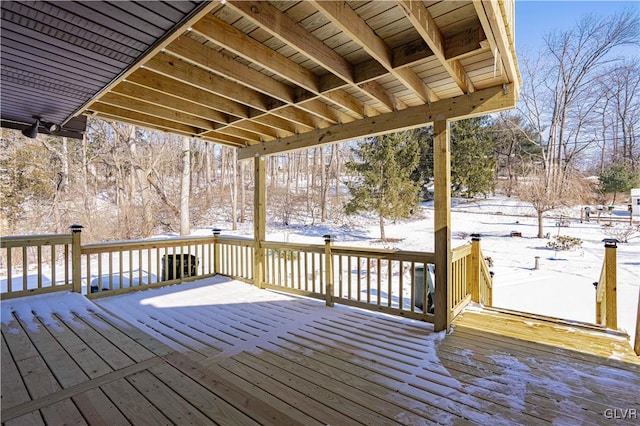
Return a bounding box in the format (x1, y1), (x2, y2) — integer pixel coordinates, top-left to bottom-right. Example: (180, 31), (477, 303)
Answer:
(450, 117), (496, 198)
(345, 132), (420, 240)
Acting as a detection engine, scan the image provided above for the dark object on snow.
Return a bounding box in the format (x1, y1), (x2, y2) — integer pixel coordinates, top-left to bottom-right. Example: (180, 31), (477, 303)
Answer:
(162, 254), (198, 281)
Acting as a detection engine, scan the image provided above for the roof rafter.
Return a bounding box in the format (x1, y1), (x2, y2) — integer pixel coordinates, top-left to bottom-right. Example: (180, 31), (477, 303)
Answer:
(310, 0), (436, 104)
(226, 0), (388, 118)
(397, 0), (476, 94)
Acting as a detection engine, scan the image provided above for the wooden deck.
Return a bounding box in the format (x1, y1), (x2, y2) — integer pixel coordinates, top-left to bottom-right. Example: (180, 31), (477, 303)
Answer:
(2, 277), (639, 425)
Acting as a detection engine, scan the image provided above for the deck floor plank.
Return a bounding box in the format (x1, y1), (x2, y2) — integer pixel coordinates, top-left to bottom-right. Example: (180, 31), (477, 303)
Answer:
(72, 311), (157, 363)
(39, 313), (114, 379)
(218, 355), (362, 425)
(17, 314), (90, 389)
(166, 351), (325, 426)
(3, 411), (44, 426)
(125, 369), (218, 425)
(59, 312), (137, 371)
(100, 377), (173, 425)
(148, 359), (265, 426)
(444, 326), (640, 406)
(279, 330), (539, 425)
(3, 280), (638, 426)
(254, 340), (470, 425)
(232, 351), (404, 425)
(1, 334), (31, 410)
(72, 388), (131, 426)
(2, 314), (64, 402)
(39, 399), (86, 425)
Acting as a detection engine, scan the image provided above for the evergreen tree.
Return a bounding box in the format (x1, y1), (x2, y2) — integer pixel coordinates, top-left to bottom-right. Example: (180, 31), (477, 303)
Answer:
(345, 132), (420, 240)
(450, 117), (496, 198)
(409, 118), (497, 200)
(599, 163), (640, 204)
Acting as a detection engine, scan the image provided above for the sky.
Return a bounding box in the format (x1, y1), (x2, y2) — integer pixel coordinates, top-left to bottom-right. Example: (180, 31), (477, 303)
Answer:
(515, 0), (639, 53)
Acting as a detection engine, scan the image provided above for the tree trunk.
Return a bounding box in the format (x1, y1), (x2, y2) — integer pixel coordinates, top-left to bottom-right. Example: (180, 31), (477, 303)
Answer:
(537, 210), (544, 238)
(180, 136), (191, 236)
(379, 215), (385, 240)
(231, 148), (238, 230)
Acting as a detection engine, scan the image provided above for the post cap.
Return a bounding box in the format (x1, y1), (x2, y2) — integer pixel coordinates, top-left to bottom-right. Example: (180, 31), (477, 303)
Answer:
(322, 234), (332, 243)
(602, 238), (619, 248)
(69, 224), (83, 232)
(470, 233), (481, 241)
(212, 228), (221, 236)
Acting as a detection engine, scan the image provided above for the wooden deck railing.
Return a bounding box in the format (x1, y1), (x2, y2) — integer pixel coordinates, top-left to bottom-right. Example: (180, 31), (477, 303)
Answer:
(2, 227), (495, 326)
(260, 238), (436, 321)
(0, 233), (75, 299)
(216, 236), (254, 283)
(81, 235), (218, 298)
(595, 239), (618, 329)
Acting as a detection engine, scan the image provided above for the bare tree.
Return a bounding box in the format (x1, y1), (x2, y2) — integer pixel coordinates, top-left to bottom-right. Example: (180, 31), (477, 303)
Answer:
(180, 136), (191, 236)
(519, 10), (639, 192)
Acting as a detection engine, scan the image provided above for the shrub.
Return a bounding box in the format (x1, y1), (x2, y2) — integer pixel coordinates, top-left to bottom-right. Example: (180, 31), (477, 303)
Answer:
(547, 235), (583, 251)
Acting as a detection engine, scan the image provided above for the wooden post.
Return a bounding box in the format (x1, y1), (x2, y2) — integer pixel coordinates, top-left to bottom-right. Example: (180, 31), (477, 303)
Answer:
(70, 224), (83, 293)
(212, 228), (221, 274)
(603, 239), (617, 329)
(470, 234), (480, 303)
(634, 286), (639, 355)
(433, 119), (451, 332)
(254, 156), (266, 289)
(323, 234), (334, 307)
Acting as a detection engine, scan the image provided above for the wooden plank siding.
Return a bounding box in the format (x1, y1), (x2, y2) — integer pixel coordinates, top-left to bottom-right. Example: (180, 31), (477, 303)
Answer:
(2, 278), (638, 425)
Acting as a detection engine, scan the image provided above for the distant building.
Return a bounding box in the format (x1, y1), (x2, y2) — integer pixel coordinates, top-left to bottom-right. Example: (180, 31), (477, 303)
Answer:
(631, 188), (640, 217)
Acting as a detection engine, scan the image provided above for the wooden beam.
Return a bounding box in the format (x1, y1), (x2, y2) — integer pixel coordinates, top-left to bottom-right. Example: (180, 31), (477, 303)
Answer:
(397, 0), (475, 94)
(476, 1), (519, 94)
(311, 0), (435, 103)
(228, 0), (354, 84)
(97, 92), (220, 133)
(433, 119), (451, 332)
(143, 54), (270, 111)
(192, 14), (319, 94)
(238, 84), (515, 159)
(90, 104), (246, 147)
(445, 25), (487, 61)
(112, 81), (229, 126)
(125, 68), (250, 119)
(192, 13), (363, 123)
(254, 156), (266, 289)
(166, 36), (295, 104)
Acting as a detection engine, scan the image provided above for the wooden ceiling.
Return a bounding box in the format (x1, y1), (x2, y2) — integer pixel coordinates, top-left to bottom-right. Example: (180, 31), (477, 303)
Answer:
(3, 1), (521, 156)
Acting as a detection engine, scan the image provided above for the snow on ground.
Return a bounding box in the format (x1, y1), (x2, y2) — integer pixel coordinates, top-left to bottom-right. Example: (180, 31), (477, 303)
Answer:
(207, 195), (640, 342)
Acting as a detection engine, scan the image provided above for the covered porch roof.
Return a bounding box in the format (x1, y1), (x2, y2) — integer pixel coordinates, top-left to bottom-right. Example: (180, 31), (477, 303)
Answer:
(1, 0), (520, 153)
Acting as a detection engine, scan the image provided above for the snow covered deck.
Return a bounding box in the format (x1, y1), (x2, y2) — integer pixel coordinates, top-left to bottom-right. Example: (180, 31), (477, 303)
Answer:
(2, 277), (639, 425)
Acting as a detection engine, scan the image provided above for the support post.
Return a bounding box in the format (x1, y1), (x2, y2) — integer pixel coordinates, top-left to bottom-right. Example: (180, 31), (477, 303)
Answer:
(254, 156), (266, 289)
(603, 239), (618, 329)
(433, 119), (451, 332)
(212, 228), (221, 275)
(323, 234), (334, 307)
(470, 234), (481, 303)
(634, 286), (639, 356)
(70, 224), (83, 293)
